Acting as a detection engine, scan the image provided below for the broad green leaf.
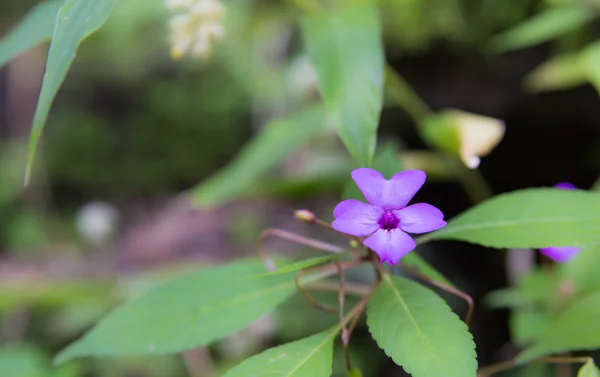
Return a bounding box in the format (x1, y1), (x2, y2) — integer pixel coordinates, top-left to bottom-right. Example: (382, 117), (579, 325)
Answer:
(488, 5), (594, 52)
(366, 274), (477, 377)
(245, 254), (342, 278)
(0, 345), (48, 377)
(342, 141), (403, 201)
(425, 188), (600, 248)
(0, 0), (62, 68)
(191, 105), (326, 207)
(517, 290), (600, 362)
(578, 360), (600, 377)
(26, 0), (118, 183)
(524, 53), (587, 93)
(55, 259), (304, 364)
(223, 328), (336, 377)
(302, 3), (384, 167)
(560, 244), (600, 293)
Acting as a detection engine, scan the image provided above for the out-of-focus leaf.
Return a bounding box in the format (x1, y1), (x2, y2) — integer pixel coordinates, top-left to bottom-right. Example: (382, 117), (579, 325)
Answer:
(191, 105), (326, 208)
(26, 0), (118, 183)
(0, 0), (62, 68)
(581, 40), (600, 94)
(488, 5), (594, 52)
(55, 259), (303, 364)
(342, 141), (403, 201)
(524, 53), (587, 92)
(425, 188), (600, 249)
(517, 290), (600, 362)
(222, 328), (336, 377)
(0, 345), (47, 377)
(560, 244), (600, 294)
(302, 3), (384, 167)
(366, 274), (477, 377)
(510, 310), (555, 346)
(578, 359), (600, 377)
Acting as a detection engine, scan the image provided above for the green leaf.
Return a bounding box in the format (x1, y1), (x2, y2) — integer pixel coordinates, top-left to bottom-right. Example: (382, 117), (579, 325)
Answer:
(0, 345), (48, 377)
(578, 360), (600, 377)
(581, 40), (600, 94)
(55, 259), (302, 364)
(191, 105), (326, 208)
(524, 53), (587, 93)
(517, 290), (600, 362)
(510, 310), (555, 346)
(342, 141), (403, 201)
(488, 5), (594, 52)
(245, 254), (342, 278)
(222, 328), (336, 377)
(0, 0), (62, 68)
(560, 243), (600, 293)
(302, 3), (384, 167)
(366, 274), (477, 377)
(425, 188), (600, 249)
(26, 0), (118, 183)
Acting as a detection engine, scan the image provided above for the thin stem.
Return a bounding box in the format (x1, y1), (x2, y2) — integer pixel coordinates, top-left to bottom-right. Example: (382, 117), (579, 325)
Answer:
(399, 262), (474, 326)
(451, 157), (493, 204)
(385, 65), (432, 124)
(258, 228), (346, 270)
(345, 279), (379, 343)
(301, 281), (371, 297)
(336, 261), (353, 372)
(477, 356), (594, 376)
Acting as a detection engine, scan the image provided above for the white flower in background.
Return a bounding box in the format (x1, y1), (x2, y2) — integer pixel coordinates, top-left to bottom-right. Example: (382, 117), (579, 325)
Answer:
(76, 201), (120, 247)
(165, 0), (226, 60)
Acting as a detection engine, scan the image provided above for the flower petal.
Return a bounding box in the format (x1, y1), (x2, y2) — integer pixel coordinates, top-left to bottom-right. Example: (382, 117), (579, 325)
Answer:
(539, 246), (581, 263)
(394, 203), (447, 234)
(555, 182), (576, 190)
(363, 229), (416, 265)
(332, 200), (382, 236)
(351, 168), (426, 210)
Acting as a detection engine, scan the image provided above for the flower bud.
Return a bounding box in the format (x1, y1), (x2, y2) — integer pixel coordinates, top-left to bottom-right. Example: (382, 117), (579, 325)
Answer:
(294, 209), (316, 223)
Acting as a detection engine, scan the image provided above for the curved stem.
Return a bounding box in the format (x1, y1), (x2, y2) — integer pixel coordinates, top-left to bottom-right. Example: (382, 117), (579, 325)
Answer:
(258, 228), (346, 270)
(398, 262), (474, 326)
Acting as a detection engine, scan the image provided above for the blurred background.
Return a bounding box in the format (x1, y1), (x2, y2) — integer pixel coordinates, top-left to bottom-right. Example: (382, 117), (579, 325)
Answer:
(1, 0), (600, 376)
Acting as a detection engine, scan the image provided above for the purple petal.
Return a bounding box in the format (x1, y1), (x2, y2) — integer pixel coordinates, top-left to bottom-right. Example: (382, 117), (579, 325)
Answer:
(394, 203), (447, 234)
(363, 229), (416, 265)
(539, 246), (581, 263)
(332, 200), (382, 236)
(351, 168), (426, 210)
(555, 182), (576, 190)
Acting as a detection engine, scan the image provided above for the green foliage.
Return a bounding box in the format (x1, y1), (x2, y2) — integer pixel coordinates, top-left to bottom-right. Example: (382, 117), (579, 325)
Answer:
(488, 4), (595, 52)
(366, 274), (477, 377)
(517, 291), (600, 362)
(0, 345), (80, 377)
(426, 188), (600, 248)
(560, 244), (600, 294)
(26, 0), (118, 182)
(524, 53), (588, 93)
(402, 252), (455, 288)
(222, 328), (337, 377)
(191, 105), (326, 207)
(581, 40), (600, 94)
(302, 3), (384, 167)
(246, 254), (342, 278)
(578, 360), (600, 377)
(0, 0), (61, 68)
(55, 259), (301, 364)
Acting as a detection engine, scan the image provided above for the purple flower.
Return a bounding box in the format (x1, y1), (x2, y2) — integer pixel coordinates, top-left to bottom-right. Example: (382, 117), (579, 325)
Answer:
(332, 168), (446, 265)
(539, 182), (581, 263)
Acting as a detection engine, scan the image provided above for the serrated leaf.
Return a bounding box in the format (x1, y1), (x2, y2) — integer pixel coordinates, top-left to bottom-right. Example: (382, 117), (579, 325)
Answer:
(191, 105), (326, 208)
(401, 252), (454, 288)
(524, 53), (587, 93)
(578, 360), (600, 377)
(488, 5), (594, 53)
(26, 0), (118, 183)
(517, 291), (600, 362)
(0, 0), (62, 68)
(366, 274), (477, 377)
(55, 259), (303, 364)
(245, 254), (341, 278)
(302, 3), (384, 167)
(223, 328), (336, 377)
(425, 188), (600, 249)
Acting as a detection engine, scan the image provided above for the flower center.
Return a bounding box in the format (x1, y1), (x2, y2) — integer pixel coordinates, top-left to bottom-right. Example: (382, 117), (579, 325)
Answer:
(378, 211), (399, 231)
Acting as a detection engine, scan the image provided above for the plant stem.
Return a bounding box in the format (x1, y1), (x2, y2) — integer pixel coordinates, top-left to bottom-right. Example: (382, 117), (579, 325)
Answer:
(385, 65), (432, 124)
(398, 262), (474, 326)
